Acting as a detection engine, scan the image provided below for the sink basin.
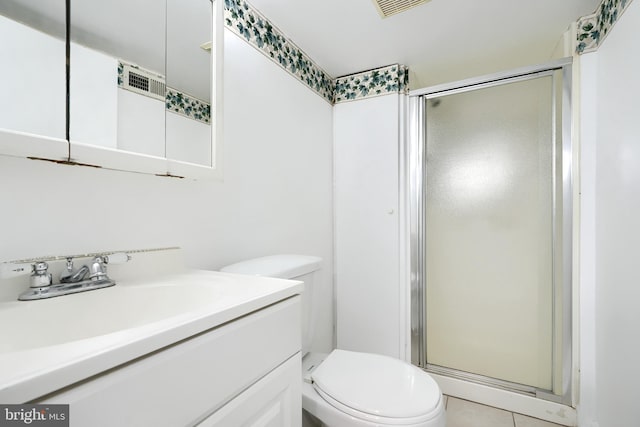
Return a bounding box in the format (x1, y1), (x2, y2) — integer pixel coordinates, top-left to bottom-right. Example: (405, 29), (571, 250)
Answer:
(0, 281), (227, 353)
(0, 246), (304, 404)
(0, 268), (303, 404)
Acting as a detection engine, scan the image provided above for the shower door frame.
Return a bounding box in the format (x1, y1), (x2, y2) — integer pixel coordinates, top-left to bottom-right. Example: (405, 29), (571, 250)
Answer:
(407, 58), (573, 405)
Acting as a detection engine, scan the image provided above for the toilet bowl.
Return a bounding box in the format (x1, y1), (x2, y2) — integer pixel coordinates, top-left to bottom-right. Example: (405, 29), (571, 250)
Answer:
(302, 350), (445, 427)
(220, 255), (446, 427)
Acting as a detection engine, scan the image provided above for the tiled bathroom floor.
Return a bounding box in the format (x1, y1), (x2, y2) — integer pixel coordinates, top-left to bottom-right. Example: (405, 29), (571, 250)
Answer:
(444, 396), (564, 427)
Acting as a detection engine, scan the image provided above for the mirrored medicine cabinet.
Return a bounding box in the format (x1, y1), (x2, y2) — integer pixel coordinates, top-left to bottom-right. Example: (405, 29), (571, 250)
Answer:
(0, 0), (223, 179)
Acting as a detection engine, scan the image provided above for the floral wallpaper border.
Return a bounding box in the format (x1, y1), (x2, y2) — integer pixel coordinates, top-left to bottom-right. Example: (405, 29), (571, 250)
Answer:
(117, 61), (211, 124)
(224, 0), (409, 104)
(334, 64), (409, 104)
(117, 61), (124, 86)
(577, 0), (634, 53)
(166, 88), (211, 124)
(224, 0), (334, 104)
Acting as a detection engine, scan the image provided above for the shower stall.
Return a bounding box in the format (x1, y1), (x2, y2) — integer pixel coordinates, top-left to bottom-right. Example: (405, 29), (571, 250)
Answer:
(408, 58), (573, 404)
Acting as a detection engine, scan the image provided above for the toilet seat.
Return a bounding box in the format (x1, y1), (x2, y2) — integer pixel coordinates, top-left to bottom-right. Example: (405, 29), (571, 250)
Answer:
(311, 350), (442, 425)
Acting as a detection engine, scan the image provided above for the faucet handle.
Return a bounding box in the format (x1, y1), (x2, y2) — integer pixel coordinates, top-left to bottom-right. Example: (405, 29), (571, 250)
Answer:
(89, 253), (130, 281)
(89, 256), (108, 280)
(105, 252), (131, 264)
(31, 262), (52, 288)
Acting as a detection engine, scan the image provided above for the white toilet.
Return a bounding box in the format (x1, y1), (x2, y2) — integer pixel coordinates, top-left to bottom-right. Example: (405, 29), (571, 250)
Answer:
(221, 255), (446, 427)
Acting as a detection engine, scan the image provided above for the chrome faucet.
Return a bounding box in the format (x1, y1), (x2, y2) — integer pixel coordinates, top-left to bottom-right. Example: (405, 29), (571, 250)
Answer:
(60, 257), (90, 283)
(89, 255), (109, 281)
(0, 253), (131, 301)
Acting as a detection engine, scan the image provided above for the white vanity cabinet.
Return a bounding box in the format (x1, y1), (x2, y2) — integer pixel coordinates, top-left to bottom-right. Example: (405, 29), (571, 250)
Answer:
(198, 355), (300, 427)
(39, 296), (302, 427)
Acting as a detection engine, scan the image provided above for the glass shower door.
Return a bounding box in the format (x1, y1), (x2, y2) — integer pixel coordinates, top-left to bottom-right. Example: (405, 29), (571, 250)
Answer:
(421, 71), (565, 393)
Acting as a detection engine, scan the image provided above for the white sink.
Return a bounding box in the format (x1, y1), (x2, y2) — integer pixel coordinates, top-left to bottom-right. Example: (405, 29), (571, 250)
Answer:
(0, 268), (303, 403)
(0, 281), (230, 353)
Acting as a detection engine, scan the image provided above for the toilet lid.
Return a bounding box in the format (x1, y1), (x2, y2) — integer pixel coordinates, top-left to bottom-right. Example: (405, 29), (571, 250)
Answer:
(311, 350), (441, 420)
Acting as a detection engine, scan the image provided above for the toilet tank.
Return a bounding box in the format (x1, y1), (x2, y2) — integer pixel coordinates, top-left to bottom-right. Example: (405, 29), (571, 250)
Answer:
(220, 255), (322, 356)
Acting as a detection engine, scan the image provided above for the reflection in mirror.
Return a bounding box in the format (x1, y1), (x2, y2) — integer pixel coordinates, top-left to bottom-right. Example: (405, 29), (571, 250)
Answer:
(70, 0), (166, 157)
(0, 0), (66, 140)
(69, 0), (215, 169)
(166, 0), (213, 167)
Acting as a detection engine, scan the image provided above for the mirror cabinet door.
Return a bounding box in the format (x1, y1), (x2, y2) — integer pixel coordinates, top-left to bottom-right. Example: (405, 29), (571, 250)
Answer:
(0, 0), (220, 178)
(0, 0), (68, 159)
(165, 0), (213, 168)
(69, 0), (168, 173)
(69, 0), (218, 177)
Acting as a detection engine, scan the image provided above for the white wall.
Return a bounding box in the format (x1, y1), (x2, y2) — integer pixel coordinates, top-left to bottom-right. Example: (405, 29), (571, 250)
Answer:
(578, 1), (640, 425)
(0, 29), (335, 353)
(334, 94), (401, 358)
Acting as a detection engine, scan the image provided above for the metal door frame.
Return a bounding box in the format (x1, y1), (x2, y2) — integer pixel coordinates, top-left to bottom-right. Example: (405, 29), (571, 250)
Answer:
(408, 58), (573, 404)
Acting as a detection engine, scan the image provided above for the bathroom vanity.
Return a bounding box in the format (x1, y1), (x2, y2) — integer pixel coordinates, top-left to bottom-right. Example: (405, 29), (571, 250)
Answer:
(0, 249), (303, 426)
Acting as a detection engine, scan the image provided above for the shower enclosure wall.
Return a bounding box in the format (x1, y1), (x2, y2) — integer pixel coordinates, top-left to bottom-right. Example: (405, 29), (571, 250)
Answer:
(408, 58), (573, 405)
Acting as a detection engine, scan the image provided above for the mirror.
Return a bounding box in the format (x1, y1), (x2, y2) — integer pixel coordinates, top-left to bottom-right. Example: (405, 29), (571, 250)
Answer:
(165, 0), (213, 167)
(70, 0), (215, 171)
(0, 0), (67, 157)
(69, 0), (167, 158)
(0, 0), (220, 177)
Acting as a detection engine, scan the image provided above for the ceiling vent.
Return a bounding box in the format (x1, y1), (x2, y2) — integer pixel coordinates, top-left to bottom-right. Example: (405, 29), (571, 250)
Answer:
(120, 61), (166, 101)
(372, 0), (432, 18)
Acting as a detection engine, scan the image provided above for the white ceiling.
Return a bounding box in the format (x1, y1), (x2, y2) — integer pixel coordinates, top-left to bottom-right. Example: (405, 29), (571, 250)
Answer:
(247, 0), (600, 88)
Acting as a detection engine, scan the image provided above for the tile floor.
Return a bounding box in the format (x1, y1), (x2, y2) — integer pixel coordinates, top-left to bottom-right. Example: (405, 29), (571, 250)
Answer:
(444, 395), (564, 427)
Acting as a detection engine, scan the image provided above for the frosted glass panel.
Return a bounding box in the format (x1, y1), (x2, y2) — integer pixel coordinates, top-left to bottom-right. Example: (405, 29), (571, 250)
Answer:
(425, 76), (554, 389)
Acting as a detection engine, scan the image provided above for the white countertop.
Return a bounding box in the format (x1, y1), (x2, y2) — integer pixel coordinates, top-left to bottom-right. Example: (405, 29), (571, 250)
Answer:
(0, 269), (303, 403)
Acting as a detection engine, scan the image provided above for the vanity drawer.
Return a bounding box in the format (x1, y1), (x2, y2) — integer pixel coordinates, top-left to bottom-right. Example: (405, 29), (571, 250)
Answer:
(40, 296), (301, 427)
